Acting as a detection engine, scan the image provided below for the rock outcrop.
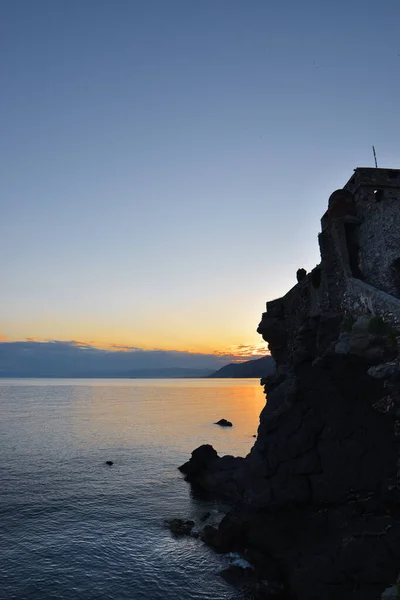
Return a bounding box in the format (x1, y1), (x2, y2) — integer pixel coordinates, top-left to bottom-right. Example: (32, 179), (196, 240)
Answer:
(179, 168), (400, 599)
(214, 418), (233, 427)
(180, 314), (400, 599)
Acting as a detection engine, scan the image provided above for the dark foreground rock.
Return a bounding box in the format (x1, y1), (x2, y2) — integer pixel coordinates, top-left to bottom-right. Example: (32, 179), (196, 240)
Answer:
(179, 313), (400, 599)
(214, 418), (233, 427)
(179, 446), (244, 499)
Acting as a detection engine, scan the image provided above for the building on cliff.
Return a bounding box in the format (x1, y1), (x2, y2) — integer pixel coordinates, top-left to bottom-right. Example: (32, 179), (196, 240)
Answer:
(182, 167), (400, 600)
(258, 167), (400, 369)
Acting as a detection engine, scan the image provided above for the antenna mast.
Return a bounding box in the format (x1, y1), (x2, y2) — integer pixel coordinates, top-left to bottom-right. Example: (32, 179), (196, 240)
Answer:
(372, 146), (378, 168)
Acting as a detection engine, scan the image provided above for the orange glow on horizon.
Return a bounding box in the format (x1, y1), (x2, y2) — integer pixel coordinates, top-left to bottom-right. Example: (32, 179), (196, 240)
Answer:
(0, 295), (269, 358)
(0, 334), (269, 358)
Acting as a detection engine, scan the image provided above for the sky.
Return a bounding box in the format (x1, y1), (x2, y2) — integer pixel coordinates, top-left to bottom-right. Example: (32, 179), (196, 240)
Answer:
(1, 0), (400, 360)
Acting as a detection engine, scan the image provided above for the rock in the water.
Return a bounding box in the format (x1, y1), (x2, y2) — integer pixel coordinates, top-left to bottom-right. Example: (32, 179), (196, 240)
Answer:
(215, 419), (233, 427)
(164, 518), (195, 536)
(105, 460), (113, 466)
(178, 444), (219, 476)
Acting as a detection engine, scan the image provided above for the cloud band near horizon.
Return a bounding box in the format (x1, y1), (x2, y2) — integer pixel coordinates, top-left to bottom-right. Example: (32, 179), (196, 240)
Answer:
(0, 339), (269, 378)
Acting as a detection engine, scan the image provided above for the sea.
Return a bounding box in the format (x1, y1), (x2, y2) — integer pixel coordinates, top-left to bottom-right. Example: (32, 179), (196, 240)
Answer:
(0, 378), (265, 600)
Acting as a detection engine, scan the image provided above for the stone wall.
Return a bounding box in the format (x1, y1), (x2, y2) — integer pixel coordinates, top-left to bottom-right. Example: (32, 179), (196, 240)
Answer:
(342, 168), (400, 296)
(356, 197), (400, 296)
(343, 277), (400, 325)
(260, 168), (400, 361)
(344, 167), (400, 196)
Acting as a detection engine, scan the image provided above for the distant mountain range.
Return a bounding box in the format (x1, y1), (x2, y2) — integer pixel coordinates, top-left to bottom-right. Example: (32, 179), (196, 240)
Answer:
(207, 355), (275, 378)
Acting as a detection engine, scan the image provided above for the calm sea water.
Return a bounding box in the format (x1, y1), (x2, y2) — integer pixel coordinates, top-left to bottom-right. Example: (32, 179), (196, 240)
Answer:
(0, 378), (265, 600)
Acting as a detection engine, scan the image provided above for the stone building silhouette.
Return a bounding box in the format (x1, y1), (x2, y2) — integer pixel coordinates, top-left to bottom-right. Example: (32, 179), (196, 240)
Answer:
(258, 167), (400, 366)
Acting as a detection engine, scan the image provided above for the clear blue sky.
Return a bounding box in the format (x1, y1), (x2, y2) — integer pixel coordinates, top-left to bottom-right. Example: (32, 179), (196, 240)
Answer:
(1, 0), (399, 354)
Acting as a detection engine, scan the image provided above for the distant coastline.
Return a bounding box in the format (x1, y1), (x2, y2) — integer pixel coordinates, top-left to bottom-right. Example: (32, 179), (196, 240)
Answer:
(0, 356), (273, 379)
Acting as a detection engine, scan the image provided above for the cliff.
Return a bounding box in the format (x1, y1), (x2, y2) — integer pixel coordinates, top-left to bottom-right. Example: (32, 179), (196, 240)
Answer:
(179, 168), (400, 600)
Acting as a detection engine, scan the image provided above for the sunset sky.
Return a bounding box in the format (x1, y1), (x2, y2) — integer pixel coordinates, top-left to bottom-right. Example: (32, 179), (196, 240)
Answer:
(1, 0), (400, 357)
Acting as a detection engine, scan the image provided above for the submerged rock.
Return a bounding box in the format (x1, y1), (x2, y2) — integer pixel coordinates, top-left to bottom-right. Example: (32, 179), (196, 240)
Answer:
(214, 419), (233, 427)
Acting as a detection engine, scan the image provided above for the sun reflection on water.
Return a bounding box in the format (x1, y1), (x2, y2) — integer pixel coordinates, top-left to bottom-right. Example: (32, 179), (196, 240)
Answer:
(70, 379), (265, 457)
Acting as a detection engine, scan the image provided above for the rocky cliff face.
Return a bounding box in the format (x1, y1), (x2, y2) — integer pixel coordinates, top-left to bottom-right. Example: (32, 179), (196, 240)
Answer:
(180, 169), (400, 598)
(180, 311), (400, 599)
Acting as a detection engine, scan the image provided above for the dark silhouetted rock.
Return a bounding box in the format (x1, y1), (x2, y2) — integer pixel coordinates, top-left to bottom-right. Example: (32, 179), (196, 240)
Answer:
(178, 444), (219, 476)
(215, 419), (233, 427)
(105, 460), (113, 466)
(180, 312), (400, 598)
(164, 518), (195, 536)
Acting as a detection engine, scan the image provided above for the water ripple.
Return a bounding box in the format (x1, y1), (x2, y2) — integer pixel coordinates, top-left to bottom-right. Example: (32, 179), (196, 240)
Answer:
(0, 379), (264, 600)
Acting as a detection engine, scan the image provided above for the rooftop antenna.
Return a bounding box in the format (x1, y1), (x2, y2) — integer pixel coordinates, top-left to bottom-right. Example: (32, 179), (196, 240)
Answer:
(372, 146), (378, 168)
